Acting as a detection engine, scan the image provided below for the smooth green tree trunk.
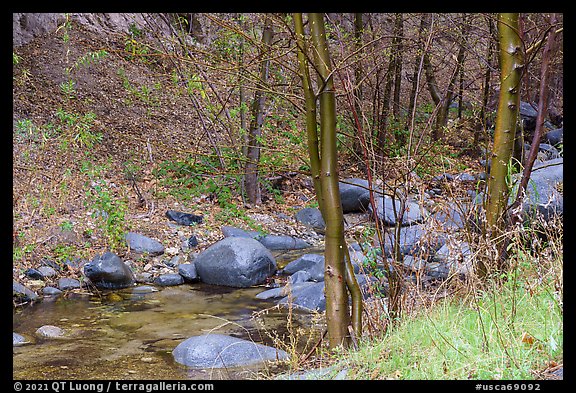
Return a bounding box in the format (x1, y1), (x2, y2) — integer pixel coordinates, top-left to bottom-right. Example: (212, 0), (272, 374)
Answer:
(294, 13), (323, 216)
(309, 13), (359, 349)
(483, 13), (523, 274)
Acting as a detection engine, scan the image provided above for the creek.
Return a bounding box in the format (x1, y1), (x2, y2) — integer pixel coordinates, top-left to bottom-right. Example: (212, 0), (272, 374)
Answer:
(13, 249), (324, 380)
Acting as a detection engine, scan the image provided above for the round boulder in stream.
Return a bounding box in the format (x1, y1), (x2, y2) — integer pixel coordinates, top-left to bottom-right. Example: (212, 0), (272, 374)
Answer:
(339, 178), (372, 213)
(173, 333), (289, 368)
(83, 252), (136, 289)
(194, 237), (277, 287)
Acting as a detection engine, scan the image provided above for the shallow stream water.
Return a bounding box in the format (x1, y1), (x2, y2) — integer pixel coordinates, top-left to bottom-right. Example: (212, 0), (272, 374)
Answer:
(13, 249), (324, 380)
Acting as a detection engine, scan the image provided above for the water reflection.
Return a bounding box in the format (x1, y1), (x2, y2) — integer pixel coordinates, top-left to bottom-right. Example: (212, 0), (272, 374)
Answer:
(14, 248), (327, 380)
(13, 283), (319, 380)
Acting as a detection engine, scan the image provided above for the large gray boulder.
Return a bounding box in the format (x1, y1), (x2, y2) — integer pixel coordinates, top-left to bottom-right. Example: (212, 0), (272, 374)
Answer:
(543, 127), (563, 147)
(369, 196), (428, 226)
(194, 237), (277, 287)
(83, 252), (136, 289)
(258, 235), (310, 250)
(512, 158), (563, 221)
(339, 178), (372, 213)
(282, 254), (324, 275)
(172, 334), (289, 368)
(294, 207), (325, 233)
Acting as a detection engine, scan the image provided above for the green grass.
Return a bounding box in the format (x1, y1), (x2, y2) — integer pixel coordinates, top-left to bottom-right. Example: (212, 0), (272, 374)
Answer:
(342, 257), (562, 379)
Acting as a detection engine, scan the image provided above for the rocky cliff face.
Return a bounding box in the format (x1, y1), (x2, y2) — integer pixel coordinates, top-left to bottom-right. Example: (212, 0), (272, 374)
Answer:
(13, 13), (172, 47)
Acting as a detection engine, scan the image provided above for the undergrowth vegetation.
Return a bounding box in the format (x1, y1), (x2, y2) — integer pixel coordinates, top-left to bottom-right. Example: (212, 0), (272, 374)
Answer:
(332, 215), (563, 380)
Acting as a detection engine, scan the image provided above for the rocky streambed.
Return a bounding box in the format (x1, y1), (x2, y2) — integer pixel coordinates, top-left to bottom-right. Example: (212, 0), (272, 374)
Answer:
(13, 155), (563, 380)
(13, 274), (312, 380)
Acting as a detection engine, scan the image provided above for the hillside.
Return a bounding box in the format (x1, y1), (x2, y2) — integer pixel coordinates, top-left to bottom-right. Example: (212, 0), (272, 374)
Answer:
(13, 14), (325, 286)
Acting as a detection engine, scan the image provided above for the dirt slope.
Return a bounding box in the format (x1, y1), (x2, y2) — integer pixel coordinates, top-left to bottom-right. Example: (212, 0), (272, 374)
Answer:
(12, 14), (318, 288)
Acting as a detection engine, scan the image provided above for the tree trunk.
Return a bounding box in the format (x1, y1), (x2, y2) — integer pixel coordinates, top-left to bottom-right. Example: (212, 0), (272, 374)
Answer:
(423, 14), (469, 141)
(483, 13), (523, 274)
(245, 15), (273, 205)
(405, 14), (427, 132)
(392, 13), (403, 120)
(377, 53), (394, 155)
(309, 12), (351, 349)
(294, 13), (323, 215)
(238, 14), (249, 202)
(475, 15), (495, 148)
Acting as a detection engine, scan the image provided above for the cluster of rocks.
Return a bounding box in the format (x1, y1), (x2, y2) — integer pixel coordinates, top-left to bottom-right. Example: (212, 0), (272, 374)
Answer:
(14, 213), (318, 306)
(293, 152), (563, 282)
(255, 250), (382, 312)
(14, 152), (563, 370)
(519, 101), (563, 137)
(14, 215), (307, 368)
(13, 324), (67, 346)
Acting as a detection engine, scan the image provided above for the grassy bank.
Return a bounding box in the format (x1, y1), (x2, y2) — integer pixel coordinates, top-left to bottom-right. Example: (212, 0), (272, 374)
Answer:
(336, 222), (563, 380)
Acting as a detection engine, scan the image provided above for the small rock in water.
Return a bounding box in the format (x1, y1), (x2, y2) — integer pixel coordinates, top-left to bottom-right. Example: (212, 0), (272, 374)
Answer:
(42, 286), (63, 297)
(132, 285), (158, 294)
(35, 325), (65, 339)
(154, 273), (184, 286)
(172, 334), (289, 368)
(178, 263), (199, 282)
(13, 332), (27, 346)
(106, 293), (123, 302)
